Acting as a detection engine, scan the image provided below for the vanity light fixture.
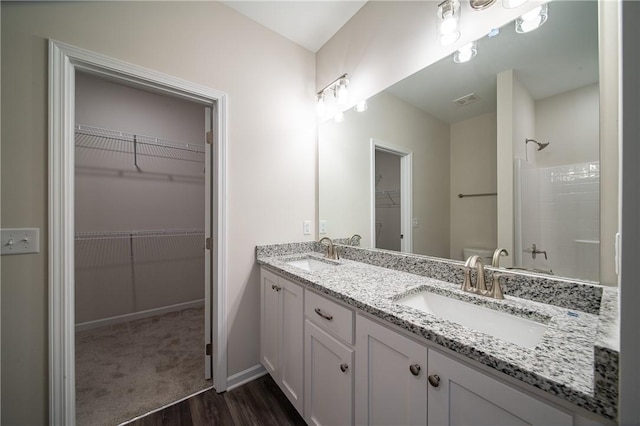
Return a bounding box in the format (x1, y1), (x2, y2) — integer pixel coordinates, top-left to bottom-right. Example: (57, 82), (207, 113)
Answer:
(453, 41), (477, 63)
(515, 3), (548, 33)
(437, 0), (461, 46)
(354, 100), (368, 112)
(334, 112), (345, 123)
(503, 0), (527, 8)
(316, 73), (350, 116)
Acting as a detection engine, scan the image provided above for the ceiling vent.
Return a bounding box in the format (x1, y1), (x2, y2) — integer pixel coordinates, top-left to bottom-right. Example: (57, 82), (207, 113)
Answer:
(453, 93), (480, 106)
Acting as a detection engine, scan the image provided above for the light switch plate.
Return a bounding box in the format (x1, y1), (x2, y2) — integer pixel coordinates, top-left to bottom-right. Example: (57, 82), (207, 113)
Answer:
(319, 220), (327, 234)
(412, 218), (419, 228)
(1, 228), (40, 255)
(303, 221), (312, 235)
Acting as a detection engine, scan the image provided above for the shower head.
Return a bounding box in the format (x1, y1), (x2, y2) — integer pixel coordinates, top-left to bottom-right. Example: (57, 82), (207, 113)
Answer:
(525, 138), (550, 151)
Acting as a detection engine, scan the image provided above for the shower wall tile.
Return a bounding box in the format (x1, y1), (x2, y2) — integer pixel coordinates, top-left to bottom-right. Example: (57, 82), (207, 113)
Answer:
(521, 162), (600, 281)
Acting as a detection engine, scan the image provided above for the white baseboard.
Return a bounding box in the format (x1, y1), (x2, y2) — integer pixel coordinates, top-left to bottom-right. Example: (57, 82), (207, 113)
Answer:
(75, 299), (205, 332)
(226, 364), (268, 391)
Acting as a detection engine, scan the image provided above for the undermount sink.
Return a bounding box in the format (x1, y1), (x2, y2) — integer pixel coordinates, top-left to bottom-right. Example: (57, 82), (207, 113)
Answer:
(396, 291), (548, 348)
(286, 257), (337, 272)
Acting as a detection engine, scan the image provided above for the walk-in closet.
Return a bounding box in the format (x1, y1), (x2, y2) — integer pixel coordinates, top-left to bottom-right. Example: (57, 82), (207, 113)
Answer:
(74, 72), (211, 426)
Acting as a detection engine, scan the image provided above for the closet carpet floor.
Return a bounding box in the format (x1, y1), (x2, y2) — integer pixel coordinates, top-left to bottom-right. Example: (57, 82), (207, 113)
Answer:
(76, 307), (210, 426)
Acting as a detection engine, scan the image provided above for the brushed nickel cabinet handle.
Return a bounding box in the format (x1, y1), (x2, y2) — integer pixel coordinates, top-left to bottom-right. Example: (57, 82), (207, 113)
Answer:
(314, 308), (333, 321)
(340, 363), (349, 373)
(409, 364), (421, 376)
(428, 374), (440, 387)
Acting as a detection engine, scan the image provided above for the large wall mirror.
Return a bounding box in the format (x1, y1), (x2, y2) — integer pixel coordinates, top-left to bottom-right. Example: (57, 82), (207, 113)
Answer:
(319, 1), (615, 284)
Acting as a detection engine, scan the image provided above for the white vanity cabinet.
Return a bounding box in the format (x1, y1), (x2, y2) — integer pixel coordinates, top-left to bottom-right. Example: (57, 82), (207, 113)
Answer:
(304, 290), (355, 426)
(259, 266), (604, 426)
(260, 268), (304, 415)
(427, 349), (572, 426)
(355, 314), (428, 425)
(355, 315), (573, 426)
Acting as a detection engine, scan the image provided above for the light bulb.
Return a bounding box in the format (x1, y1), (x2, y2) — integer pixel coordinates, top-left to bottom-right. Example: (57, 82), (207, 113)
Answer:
(440, 15), (458, 35)
(334, 112), (345, 123)
(336, 79), (349, 105)
(437, 0), (460, 46)
(516, 3), (548, 33)
(453, 41), (477, 63)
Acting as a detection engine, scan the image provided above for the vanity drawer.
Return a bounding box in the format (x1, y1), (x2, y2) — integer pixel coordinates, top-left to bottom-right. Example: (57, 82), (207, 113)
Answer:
(305, 290), (354, 344)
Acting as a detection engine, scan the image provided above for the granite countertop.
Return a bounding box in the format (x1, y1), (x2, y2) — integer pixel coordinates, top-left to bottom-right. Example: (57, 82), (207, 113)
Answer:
(256, 243), (619, 421)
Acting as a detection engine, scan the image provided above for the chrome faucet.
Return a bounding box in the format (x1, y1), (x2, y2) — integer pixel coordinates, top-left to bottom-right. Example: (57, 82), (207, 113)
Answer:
(462, 255), (487, 294)
(525, 243), (547, 260)
(462, 255), (504, 299)
(318, 237), (338, 260)
(491, 248), (509, 267)
(348, 234), (362, 246)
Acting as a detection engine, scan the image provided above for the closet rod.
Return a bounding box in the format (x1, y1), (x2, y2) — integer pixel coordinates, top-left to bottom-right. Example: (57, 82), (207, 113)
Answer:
(75, 124), (206, 154)
(75, 228), (205, 241)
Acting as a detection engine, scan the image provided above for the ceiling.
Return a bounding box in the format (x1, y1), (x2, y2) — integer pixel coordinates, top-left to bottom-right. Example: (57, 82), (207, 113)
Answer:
(222, 1), (368, 52)
(385, 1), (599, 124)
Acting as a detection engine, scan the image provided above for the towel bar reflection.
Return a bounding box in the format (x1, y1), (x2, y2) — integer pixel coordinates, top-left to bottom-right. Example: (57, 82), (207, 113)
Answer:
(458, 192), (497, 198)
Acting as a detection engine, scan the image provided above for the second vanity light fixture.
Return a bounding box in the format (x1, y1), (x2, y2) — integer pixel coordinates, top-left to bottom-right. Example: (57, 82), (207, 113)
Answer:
(453, 41), (477, 63)
(316, 73), (350, 116)
(516, 3), (548, 33)
(437, 0), (461, 46)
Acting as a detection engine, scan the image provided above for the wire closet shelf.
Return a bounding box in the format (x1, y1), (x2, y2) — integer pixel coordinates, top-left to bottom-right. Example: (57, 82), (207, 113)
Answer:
(376, 189), (401, 208)
(75, 124), (206, 168)
(75, 228), (205, 241)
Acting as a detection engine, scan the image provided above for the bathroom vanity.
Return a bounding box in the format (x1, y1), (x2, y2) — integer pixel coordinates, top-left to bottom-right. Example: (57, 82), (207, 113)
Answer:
(256, 242), (618, 425)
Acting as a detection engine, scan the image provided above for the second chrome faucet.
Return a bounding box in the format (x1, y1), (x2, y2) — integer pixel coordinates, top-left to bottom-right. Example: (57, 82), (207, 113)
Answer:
(462, 255), (504, 300)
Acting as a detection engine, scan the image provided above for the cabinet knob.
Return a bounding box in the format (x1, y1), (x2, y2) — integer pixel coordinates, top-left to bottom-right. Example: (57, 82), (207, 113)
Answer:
(340, 363), (349, 373)
(409, 364), (421, 376)
(271, 284), (281, 292)
(428, 374), (440, 388)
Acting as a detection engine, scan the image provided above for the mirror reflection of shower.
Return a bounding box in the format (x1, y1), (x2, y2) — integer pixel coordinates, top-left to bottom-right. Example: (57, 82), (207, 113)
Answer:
(524, 138), (550, 164)
(526, 138), (550, 151)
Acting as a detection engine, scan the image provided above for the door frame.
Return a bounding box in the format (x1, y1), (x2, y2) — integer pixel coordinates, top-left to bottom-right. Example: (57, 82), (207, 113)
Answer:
(48, 40), (228, 425)
(370, 139), (413, 253)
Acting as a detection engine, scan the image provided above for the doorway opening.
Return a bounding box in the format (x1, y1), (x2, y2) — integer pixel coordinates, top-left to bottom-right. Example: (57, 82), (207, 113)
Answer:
(73, 72), (211, 425)
(49, 40), (228, 426)
(370, 139), (413, 253)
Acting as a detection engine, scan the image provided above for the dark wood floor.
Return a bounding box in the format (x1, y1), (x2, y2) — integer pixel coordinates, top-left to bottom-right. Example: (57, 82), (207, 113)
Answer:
(124, 374), (306, 426)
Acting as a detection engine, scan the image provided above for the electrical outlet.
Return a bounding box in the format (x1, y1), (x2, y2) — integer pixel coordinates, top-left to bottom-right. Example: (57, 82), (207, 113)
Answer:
(1, 228), (40, 255)
(319, 220), (327, 234)
(303, 221), (312, 235)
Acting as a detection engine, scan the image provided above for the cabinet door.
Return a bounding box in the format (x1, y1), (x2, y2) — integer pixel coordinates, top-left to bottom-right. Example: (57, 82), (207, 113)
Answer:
(305, 320), (354, 426)
(428, 349), (572, 426)
(260, 269), (280, 376)
(280, 278), (304, 414)
(355, 315), (428, 426)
